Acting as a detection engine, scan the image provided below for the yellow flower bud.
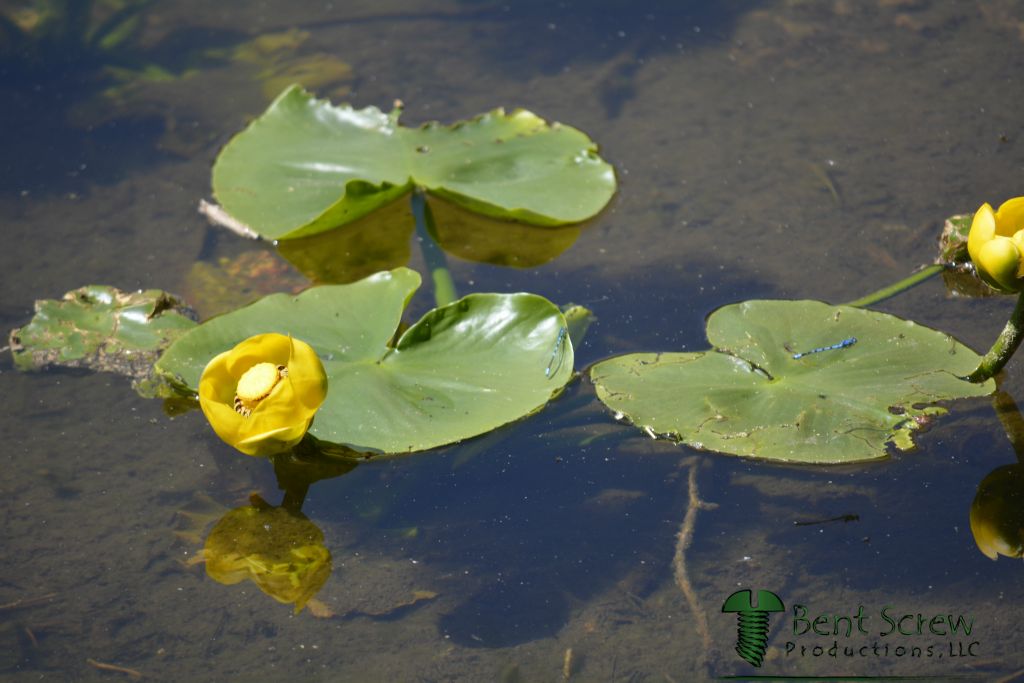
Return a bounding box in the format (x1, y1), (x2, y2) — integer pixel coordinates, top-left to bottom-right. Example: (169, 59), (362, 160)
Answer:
(967, 196), (1024, 292)
(198, 333), (327, 456)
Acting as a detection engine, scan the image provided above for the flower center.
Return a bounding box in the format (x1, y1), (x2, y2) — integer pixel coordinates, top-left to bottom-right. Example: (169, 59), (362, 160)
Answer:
(233, 362), (288, 417)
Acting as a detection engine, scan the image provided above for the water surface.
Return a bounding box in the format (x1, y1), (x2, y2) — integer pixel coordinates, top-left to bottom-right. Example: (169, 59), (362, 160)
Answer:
(3, 1), (1024, 680)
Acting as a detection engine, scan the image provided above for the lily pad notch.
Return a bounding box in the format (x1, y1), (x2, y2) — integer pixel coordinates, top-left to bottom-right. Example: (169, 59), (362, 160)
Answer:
(211, 84), (617, 240)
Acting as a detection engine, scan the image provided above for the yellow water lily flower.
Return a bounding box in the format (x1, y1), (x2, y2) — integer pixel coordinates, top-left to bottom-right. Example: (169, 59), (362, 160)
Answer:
(198, 333), (327, 456)
(967, 196), (1024, 292)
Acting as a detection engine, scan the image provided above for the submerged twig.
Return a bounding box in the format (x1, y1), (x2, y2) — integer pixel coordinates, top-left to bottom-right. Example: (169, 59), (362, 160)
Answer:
(0, 593), (57, 612)
(23, 626), (39, 648)
(562, 647), (574, 681)
(993, 666), (1024, 683)
(793, 513), (859, 527)
(198, 199), (261, 240)
(672, 459), (718, 669)
(86, 658), (143, 679)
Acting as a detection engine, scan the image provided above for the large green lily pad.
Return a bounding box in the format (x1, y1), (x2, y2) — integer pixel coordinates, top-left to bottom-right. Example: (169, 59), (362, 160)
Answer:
(589, 300), (994, 464)
(212, 85), (616, 240)
(155, 268), (574, 454)
(9, 285), (197, 384)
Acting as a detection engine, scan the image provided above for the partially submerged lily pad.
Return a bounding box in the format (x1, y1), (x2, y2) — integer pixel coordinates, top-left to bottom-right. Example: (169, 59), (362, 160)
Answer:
(155, 268), (574, 455)
(212, 85), (616, 240)
(590, 300), (994, 464)
(936, 213), (995, 298)
(183, 249), (308, 319)
(9, 285), (197, 390)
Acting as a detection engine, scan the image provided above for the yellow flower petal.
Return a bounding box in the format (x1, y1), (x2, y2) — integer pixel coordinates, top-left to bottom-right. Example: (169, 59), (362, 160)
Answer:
(199, 349), (238, 404)
(977, 237), (1023, 292)
(967, 202), (996, 265)
(996, 196), (1024, 236)
(287, 335), (329, 410)
(224, 333), (292, 377)
(199, 397), (246, 447)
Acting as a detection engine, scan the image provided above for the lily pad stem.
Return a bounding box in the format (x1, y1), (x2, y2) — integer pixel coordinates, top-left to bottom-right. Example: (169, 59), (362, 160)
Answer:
(845, 264), (944, 308)
(411, 191), (457, 308)
(966, 290), (1024, 383)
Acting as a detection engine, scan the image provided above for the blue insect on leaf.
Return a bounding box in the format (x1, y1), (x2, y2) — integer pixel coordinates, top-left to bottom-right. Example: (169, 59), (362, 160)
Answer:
(545, 326), (569, 378)
(791, 337), (857, 360)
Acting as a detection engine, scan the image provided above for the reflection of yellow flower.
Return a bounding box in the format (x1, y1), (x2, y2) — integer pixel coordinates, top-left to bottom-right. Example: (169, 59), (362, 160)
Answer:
(199, 333), (327, 456)
(967, 197), (1024, 292)
(969, 464), (1024, 560)
(203, 495), (331, 613)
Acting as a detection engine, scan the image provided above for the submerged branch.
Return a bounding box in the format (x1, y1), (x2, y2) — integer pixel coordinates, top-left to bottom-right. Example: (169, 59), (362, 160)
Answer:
(198, 200), (261, 240)
(672, 458), (718, 670)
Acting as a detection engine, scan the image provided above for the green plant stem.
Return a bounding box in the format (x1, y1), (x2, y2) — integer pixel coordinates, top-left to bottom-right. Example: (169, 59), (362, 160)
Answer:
(967, 290), (1024, 383)
(845, 264), (944, 308)
(411, 191), (457, 308)
(991, 391), (1024, 462)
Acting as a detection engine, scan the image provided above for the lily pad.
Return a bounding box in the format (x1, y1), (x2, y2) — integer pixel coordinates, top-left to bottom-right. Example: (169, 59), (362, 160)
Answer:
(589, 300), (994, 464)
(936, 213), (996, 298)
(155, 268), (574, 454)
(212, 85), (616, 240)
(9, 285), (197, 388)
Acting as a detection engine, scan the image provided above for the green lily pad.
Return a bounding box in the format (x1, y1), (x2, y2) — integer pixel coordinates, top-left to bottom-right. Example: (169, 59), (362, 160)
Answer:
(212, 85), (616, 240)
(155, 268), (574, 454)
(9, 285), (197, 389)
(589, 300), (994, 464)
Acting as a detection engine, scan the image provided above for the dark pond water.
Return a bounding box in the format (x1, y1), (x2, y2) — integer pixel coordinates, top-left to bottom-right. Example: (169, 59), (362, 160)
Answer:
(4, 1), (1024, 681)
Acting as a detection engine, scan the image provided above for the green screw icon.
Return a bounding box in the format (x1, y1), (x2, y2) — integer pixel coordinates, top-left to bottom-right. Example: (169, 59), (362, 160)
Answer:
(721, 589), (785, 668)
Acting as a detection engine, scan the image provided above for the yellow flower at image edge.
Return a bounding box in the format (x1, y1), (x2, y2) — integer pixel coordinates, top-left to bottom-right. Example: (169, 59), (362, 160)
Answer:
(967, 196), (1024, 292)
(199, 333), (327, 456)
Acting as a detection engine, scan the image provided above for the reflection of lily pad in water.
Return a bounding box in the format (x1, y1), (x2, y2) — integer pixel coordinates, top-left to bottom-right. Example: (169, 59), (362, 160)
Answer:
(182, 250), (308, 319)
(590, 299), (994, 464)
(203, 495), (331, 614)
(425, 195), (581, 268)
(264, 190), (585, 284)
(8, 285), (197, 391)
(275, 196), (415, 284)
